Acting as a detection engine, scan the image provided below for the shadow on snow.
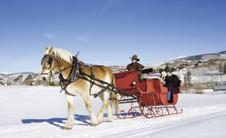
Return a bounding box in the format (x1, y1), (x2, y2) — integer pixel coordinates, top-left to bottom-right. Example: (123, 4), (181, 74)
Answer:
(21, 114), (91, 129)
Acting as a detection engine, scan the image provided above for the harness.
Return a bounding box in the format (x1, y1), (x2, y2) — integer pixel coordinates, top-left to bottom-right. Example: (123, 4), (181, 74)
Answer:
(58, 56), (80, 94)
(41, 54), (135, 98)
(55, 57), (114, 97)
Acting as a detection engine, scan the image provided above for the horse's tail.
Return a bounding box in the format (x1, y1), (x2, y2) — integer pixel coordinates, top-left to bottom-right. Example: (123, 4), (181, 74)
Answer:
(110, 77), (119, 113)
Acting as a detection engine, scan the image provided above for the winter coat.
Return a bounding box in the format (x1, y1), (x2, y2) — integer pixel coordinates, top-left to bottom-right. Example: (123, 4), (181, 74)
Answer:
(165, 74), (181, 93)
(126, 63), (144, 72)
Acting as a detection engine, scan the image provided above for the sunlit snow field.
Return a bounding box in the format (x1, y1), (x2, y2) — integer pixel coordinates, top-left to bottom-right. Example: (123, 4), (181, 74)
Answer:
(0, 86), (226, 138)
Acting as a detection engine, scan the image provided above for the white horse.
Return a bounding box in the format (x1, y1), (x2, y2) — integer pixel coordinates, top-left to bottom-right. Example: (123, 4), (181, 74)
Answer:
(41, 47), (118, 129)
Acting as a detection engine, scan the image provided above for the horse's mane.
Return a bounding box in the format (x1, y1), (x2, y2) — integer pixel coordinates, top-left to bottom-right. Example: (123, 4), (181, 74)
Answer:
(52, 48), (73, 64)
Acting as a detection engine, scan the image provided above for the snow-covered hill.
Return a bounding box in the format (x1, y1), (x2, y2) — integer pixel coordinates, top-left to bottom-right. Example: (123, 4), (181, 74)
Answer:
(178, 51), (226, 61)
(0, 72), (43, 86)
(156, 51), (226, 91)
(1, 51), (226, 91)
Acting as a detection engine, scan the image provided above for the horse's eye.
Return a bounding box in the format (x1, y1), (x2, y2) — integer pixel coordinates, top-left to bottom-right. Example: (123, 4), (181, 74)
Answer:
(47, 57), (53, 65)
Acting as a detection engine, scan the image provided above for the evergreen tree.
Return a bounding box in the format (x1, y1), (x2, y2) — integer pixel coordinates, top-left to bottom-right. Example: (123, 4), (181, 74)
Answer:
(224, 62), (226, 74)
(164, 64), (171, 72)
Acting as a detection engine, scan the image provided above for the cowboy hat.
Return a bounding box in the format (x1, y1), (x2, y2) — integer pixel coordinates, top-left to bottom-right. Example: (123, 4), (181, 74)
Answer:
(130, 54), (140, 61)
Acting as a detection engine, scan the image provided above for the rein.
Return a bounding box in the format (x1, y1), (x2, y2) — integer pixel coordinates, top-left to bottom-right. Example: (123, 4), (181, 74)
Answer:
(41, 54), (78, 76)
(77, 71), (136, 98)
(41, 54), (136, 98)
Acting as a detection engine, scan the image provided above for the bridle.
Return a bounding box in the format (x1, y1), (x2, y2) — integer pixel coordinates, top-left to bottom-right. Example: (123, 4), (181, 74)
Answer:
(41, 54), (60, 76)
(41, 54), (82, 95)
(41, 54), (71, 75)
(41, 54), (80, 78)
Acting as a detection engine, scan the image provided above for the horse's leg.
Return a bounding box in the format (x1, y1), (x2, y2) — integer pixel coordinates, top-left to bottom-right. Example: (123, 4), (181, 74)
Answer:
(106, 91), (114, 122)
(107, 99), (113, 122)
(64, 94), (74, 130)
(97, 92), (110, 123)
(108, 92), (119, 121)
(82, 95), (99, 126)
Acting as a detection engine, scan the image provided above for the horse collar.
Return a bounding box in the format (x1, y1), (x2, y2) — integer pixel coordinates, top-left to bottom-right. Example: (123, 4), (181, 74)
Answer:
(59, 56), (80, 91)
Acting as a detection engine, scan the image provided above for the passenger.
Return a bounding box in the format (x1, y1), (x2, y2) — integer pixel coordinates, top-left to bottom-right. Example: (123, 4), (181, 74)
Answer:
(160, 71), (167, 84)
(164, 71), (181, 103)
(126, 54), (144, 76)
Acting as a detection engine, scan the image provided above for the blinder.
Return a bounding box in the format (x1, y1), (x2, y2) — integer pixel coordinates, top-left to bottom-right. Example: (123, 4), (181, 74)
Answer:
(41, 54), (54, 66)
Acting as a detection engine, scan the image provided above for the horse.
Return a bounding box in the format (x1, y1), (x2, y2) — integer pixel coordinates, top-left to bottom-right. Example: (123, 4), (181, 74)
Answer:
(41, 47), (118, 129)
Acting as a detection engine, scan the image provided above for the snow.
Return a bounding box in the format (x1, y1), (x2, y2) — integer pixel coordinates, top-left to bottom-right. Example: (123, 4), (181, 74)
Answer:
(0, 86), (226, 138)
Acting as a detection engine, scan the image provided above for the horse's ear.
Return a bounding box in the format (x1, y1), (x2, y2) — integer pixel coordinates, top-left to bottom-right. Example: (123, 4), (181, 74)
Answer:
(44, 47), (50, 54)
(50, 46), (53, 50)
(48, 46), (54, 53)
(49, 46), (55, 56)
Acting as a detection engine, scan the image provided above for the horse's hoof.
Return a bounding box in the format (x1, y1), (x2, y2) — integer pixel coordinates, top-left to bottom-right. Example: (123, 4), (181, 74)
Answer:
(91, 123), (98, 126)
(98, 117), (103, 123)
(64, 127), (72, 130)
(63, 124), (73, 130)
(91, 121), (99, 126)
(106, 119), (113, 123)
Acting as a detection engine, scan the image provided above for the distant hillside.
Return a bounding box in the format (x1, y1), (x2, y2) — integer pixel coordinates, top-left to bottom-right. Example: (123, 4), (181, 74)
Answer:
(179, 51), (226, 61)
(219, 51), (226, 54)
(157, 51), (226, 92)
(0, 72), (46, 86)
(0, 51), (226, 88)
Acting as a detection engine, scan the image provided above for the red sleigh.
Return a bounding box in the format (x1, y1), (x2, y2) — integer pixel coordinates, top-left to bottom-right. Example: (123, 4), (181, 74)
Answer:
(114, 71), (182, 119)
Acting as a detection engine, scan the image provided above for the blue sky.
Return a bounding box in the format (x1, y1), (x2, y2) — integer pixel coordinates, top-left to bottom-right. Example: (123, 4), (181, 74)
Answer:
(0, 0), (226, 73)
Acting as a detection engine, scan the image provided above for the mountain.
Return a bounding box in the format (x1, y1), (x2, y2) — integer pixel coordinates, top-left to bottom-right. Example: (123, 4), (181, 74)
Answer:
(178, 51), (226, 61)
(0, 51), (226, 88)
(0, 72), (45, 86)
(157, 51), (226, 70)
(157, 51), (226, 92)
(219, 51), (226, 54)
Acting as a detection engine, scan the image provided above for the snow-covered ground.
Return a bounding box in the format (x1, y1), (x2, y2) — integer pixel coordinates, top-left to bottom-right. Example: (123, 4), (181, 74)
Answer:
(0, 86), (226, 138)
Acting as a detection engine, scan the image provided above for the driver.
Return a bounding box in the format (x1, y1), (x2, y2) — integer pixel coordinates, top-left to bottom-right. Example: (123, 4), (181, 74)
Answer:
(126, 54), (144, 76)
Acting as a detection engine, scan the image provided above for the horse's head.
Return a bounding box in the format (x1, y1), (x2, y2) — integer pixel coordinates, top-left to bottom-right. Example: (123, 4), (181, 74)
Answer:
(41, 47), (60, 80)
